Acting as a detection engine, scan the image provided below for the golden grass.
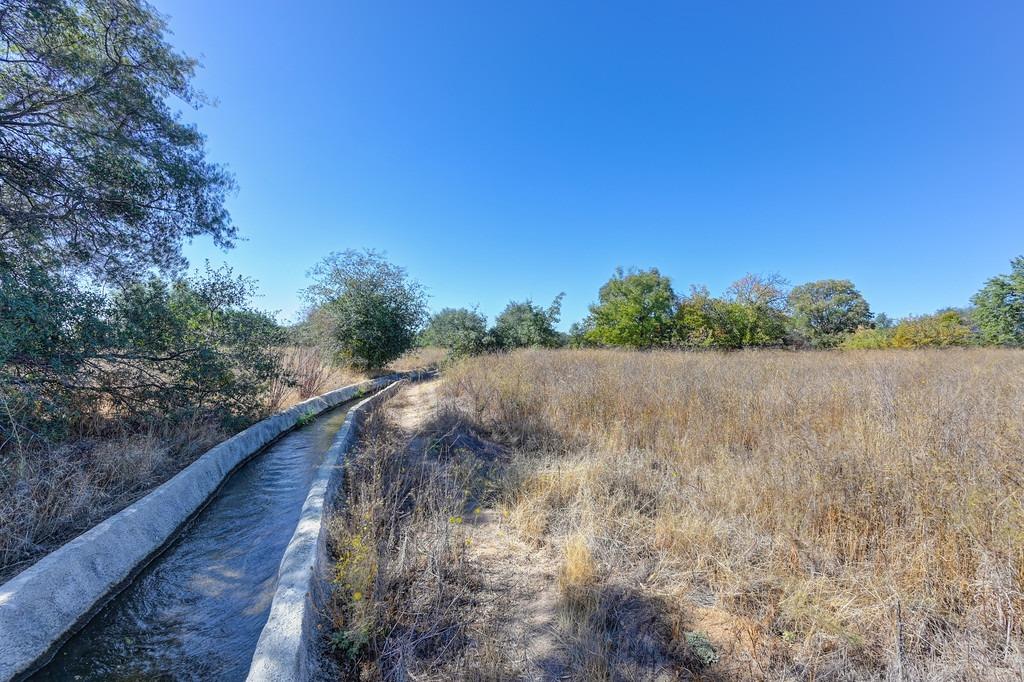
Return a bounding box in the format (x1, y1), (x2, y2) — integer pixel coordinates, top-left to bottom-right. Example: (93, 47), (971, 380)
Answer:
(444, 347), (1024, 680)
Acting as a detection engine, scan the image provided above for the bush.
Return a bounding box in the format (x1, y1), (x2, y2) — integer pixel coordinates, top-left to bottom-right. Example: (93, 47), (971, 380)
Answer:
(891, 311), (975, 348)
(491, 294), (565, 350)
(0, 263), (285, 452)
(302, 250), (428, 370)
(420, 308), (489, 357)
(841, 326), (894, 349)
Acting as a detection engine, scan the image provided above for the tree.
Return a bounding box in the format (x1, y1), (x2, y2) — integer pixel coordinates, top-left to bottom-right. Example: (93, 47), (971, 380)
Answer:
(673, 276), (790, 350)
(0, 0), (235, 283)
(584, 268), (676, 348)
(303, 250), (428, 370)
(971, 256), (1024, 346)
(891, 311), (975, 348)
(675, 286), (741, 349)
(721, 273), (790, 347)
(873, 313), (896, 330)
(420, 307), (489, 357)
(787, 279), (872, 347)
(491, 294), (564, 350)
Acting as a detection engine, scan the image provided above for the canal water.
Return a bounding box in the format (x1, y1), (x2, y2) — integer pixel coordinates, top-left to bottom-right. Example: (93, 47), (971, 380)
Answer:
(31, 403), (353, 681)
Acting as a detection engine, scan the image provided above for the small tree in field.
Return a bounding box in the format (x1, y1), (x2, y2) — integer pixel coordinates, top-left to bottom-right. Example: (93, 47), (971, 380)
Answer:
(585, 268), (676, 348)
(891, 311), (975, 348)
(788, 279), (872, 347)
(971, 256), (1024, 346)
(492, 294), (565, 350)
(420, 307), (489, 357)
(303, 250), (428, 370)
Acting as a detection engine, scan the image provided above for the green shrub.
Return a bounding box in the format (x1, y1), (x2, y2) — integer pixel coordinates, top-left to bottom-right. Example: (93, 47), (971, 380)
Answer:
(841, 327), (894, 349)
(302, 250), (428, 371)
(585, 268), (676, 348)
(420, 307), (489, 357)
(491, 294), (565, 349)
(891, 311), (975, 348)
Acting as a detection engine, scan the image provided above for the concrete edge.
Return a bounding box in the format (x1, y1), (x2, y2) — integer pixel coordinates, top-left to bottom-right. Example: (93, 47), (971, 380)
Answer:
(0, 374), (405, 682)
(244, 377), (411, 682)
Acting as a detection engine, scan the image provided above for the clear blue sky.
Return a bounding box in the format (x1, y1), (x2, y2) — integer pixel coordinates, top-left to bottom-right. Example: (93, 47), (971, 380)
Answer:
(165, 0), (1023, 327)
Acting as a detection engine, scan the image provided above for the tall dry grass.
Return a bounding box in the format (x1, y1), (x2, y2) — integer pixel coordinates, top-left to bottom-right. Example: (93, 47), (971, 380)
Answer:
(444, 348), (1024, 680)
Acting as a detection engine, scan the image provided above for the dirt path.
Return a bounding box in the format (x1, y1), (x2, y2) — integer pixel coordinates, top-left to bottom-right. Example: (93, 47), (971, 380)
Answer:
(389, 378), (567, 680)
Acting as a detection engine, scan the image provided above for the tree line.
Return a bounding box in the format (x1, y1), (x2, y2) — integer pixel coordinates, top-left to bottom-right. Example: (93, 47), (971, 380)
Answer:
(418, 259), (1024, 356)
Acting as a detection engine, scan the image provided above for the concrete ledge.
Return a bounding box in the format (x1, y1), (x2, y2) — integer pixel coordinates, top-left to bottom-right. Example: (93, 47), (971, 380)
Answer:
(245, 378), (408, 682)
(0, 375), (401, 682)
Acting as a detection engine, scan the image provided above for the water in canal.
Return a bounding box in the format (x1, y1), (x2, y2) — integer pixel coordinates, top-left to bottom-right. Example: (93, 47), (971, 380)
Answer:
(31, 403), (353, 681)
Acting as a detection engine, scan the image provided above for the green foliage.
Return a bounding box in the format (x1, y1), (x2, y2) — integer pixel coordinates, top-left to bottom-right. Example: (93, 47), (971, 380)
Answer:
(675, 276), (790, 350)
(873, 312), (896, 330)
(491, 294), (565, 350)
(0, 0), (235, 284)
(787, 279), (872, 347)
(296, 411), (317, 427)
(684, 631), (719, 667)
(584, 268), (676, 348)
(329, 628), (369, 659)
(720, 273), (790, 347)
(303, 250), (428, 370)
(567, 319), (598, 348)
(420, 307), (489, 357)
(0, 1), (252, 450)
(971, 256), (1024, 346)
(891, 311), (975, 348)
(841, 327), (894, 349)
(1, 263), (284, 447)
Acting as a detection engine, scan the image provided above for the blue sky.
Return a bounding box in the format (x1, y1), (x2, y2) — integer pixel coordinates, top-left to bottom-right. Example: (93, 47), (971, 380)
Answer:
(164, 0), (1023, 327)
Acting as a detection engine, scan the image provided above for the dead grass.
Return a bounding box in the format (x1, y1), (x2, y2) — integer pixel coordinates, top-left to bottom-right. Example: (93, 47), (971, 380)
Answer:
(267, 346), (364, 412)
(388, 346), (447, 373)
(326, 395), (502, 680)
(443, 347), (1024, 680)
(0, 417), (225, 582)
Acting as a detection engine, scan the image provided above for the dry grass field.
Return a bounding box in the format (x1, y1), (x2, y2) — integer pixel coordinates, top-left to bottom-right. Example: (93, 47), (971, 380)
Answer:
(437, 348), (1024, 680)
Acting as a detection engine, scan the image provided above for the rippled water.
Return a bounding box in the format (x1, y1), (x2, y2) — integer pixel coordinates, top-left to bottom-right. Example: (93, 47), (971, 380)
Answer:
(31, 404), (352, 681)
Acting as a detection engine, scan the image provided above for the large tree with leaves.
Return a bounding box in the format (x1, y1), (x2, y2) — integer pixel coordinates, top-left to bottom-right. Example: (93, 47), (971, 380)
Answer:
(303, 250), (428, 370)
(491, 294), (565, 350)
(0, 0), (235, 282)
(585, 268), (676, 348)
(787, 279), (871, 347)
(971, 256), (1024, 346)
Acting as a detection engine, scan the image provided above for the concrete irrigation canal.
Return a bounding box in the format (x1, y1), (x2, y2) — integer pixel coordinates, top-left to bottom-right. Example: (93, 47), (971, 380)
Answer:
(30, 404), (353, 681)
(0, 376), (411, 681)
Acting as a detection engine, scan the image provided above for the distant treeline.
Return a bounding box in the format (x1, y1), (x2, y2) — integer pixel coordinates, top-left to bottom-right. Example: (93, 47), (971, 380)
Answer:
(418, 258), (1024, 356)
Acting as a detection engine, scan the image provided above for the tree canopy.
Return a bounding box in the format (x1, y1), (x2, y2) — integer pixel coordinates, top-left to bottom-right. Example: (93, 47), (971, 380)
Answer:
(584, 268), (676, 348)
(492, 294), (564, 350)
(420, 307), (489, 357)
(787, 279), (872, 347)
(303, 250), (428, 370)
(1, 0), (235, 282)
(971, 256), (1024, 346)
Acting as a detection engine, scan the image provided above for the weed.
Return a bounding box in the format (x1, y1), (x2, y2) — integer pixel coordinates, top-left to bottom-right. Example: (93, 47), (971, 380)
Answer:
(685, 631), (719, 667)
